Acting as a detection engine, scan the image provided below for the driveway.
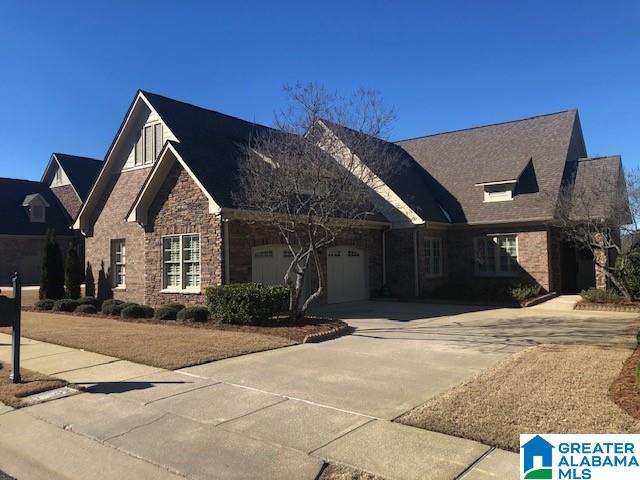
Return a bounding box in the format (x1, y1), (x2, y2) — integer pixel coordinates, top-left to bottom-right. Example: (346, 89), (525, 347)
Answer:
(2, 300), (638, 479)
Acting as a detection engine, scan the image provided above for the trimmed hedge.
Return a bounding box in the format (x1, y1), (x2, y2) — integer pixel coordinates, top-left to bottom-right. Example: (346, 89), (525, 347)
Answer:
(177, 306), (209, 322)
(102, 300), (132, 316)
(52, 298), (79, 312)
(75, 304), (98, 314)
(509, 283), (543, 303)
(34, 298), (55, 311)
(77, 296), (101, 308)
(580, 288), (624, 304)
(165, 303), (186, 312)
(206, 283), (288, 325)
(121, 304), (154, 319)
(155, 305), (180, 321)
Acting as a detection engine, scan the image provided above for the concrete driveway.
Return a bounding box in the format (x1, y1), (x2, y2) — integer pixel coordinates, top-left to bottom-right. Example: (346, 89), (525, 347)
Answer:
(2, 300), (638, 479)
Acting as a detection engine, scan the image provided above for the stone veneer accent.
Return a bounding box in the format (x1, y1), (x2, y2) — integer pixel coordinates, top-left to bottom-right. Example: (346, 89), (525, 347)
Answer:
(51, 184), (82, 219)
(144, 163), (223, 306)
(85, 168), (150, 302)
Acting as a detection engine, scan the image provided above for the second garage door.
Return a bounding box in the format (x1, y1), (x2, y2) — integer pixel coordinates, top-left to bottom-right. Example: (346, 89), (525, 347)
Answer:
(327, 246), (367, 303)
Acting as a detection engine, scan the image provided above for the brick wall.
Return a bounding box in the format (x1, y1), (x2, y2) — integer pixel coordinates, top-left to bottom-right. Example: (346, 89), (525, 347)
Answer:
(227, 220), (383, 302)
(144, 163), (223, 306)
(385, 228), (416, 296)
(51, 185), (82, 220)
(0, 234), (76, 286)
(85, 168), (150, 302)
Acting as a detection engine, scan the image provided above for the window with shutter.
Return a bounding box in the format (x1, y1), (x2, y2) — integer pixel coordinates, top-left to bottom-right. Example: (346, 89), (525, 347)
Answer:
(144, 125), (154, 164)
(154, 123), (163, 160)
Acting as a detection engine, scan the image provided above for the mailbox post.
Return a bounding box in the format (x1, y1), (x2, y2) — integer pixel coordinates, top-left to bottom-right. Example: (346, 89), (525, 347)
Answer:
(0, 273), (21, 383)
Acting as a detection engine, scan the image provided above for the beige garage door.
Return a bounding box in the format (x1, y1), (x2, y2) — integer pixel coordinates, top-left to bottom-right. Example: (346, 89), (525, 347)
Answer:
(251, 245), (292, 286)
(327, 246), (367, 304)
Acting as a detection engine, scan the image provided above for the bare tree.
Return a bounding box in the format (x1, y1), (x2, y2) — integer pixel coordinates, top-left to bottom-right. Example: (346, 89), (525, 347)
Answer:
(235, 83), (403, 320)
(555, 160), (638, 299)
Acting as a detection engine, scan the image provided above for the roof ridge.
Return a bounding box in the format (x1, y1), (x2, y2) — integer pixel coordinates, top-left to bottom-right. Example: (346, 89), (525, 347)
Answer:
(0, 176), (43, 184)
(54, 152), (102, 162)
(139, 89), (273, 131)
(395, 109), (577, 143)
(577, 155), (621, 162)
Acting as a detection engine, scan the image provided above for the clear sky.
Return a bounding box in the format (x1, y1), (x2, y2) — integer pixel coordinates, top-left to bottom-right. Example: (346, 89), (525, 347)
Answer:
(0, 0), (638, 181)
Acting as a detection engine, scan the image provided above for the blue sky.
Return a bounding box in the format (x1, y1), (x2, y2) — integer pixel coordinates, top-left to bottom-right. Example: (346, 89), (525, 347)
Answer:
(0, 0), (638, 181)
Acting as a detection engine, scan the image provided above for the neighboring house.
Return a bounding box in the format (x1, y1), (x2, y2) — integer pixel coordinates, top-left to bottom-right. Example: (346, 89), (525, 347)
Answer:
(0, 154), (101, 286)
(73, 90), (625, 305)
(41, 153), (103, 219)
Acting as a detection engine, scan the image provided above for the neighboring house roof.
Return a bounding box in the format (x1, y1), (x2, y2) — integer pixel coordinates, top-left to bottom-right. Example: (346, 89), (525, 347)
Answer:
(318, 120), (450, 224)
(397, 110), (585, 224)
(0, 177), (73, 235)
(567, 155), (629, 222)
(53, 153), (102, 200)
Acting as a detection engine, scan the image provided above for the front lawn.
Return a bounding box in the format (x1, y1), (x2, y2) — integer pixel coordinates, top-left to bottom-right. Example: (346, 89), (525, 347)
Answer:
(2, 311), (343, 370)
(0, 361), (67, 408)
(396, 345), (640, 452)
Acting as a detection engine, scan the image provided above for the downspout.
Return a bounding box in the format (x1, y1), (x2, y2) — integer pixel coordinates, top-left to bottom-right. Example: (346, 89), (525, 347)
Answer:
(413, 227), (419, 297)
(223, 218), (230, 284)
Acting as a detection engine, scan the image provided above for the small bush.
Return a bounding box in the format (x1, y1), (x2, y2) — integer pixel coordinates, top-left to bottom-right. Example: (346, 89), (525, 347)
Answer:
(34, 298), (55, 311)
(580, 288), (624, 304)
(177, 306), (209, 322)
(155, 305), (180, 321)
(75, 304), (98, 314)
(101, 299), (128, 316)
(509, 283), (543, 303)
(166, 303), (186, 312)
(52, 298), (79, 312)
(206, 283), (288, 325)
(77, 296), (101, 308)
(121, 304), (154, 319)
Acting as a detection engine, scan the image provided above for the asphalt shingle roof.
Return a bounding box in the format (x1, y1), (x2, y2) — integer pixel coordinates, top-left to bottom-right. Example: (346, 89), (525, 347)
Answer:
(54, 153), (103, 200)
(397, 110), (584, 224)
(0, 178), (73, 235)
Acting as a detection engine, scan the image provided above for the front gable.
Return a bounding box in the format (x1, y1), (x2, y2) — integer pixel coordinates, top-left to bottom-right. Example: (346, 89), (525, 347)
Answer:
(74, 91), (177, 233)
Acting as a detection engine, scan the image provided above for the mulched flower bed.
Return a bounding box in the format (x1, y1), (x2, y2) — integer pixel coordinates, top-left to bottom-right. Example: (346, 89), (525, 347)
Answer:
(609, 347), (640, 419)
(22, 307), (347, 343)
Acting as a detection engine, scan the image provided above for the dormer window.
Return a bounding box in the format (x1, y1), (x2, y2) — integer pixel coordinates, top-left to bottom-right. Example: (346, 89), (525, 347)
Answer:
(135, 123), (163, 166)
(476, 180), (517, 203)
(22, 193), (50, 223)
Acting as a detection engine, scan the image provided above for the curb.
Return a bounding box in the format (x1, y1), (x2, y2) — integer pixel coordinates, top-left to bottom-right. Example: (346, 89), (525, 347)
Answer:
(303, 321), (351, 343)
(574, 301), (640, 313)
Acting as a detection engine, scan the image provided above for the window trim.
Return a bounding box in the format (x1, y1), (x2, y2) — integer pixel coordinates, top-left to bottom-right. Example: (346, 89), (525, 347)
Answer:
(134, 121), (163, 167)
(474, 234), (519, 277)
(161, 233), (201, 293)
(29, 204), (46, 223)
(424, 237), (443, 278)
(111, 239), (126, 288)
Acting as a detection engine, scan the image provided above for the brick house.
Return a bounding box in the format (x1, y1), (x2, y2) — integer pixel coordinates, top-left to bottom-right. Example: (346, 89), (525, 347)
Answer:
(73, 90), (626, 305)
(0, 154), (101, 285)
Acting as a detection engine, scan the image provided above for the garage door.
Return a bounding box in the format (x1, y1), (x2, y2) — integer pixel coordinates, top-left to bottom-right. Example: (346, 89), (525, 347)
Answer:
(327, 246), (367, 304)
(251, 245), (292, 286)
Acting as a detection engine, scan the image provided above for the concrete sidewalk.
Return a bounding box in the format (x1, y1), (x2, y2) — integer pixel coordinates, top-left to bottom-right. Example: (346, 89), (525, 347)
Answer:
(0, 331), (518, 479)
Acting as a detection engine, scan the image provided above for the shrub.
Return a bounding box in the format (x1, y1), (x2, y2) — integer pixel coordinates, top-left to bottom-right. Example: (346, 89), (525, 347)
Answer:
(617, 246), (640, 300)
(75, 304), (98, 314)
(177, 306), (209, 322)
(64, 242), (82, 299)
(52, 298), (79, 312)
(580, 288), (624, 304)
(166, 303), (186, 312)
(101, 299), (125, 315)
(39, 230), (65, 300)
(77, 296), (101, 308)
(155, 305), (181, 321)
(34, 298), (55, 311)
(509, 283), (543, 303)
(121, 304), (154, 319)
(206, 283), (289, 325)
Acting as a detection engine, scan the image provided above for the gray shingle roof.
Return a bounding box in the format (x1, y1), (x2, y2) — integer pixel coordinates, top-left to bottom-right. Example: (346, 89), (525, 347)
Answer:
(54, 153), (103, 200)
(397, 110), (584, 224)
(0, 178), (73, 235)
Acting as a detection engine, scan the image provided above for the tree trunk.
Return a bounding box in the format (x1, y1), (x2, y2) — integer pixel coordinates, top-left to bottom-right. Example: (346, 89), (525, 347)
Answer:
(603, 268), (633, 301)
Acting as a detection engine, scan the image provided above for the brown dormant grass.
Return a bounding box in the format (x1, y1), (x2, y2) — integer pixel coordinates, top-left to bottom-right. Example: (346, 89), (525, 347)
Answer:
(2, 311), (296, 370)
(319, 464), (386, 480)
(0, 361), (67, 408)
(397, 345), (640, 452)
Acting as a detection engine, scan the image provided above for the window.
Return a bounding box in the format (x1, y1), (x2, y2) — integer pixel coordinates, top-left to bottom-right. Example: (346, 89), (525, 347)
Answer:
(474, 235), (518, 276)
(29, 205), (45, 223)
(162, 234), (201, 291)
(112, 240), (126, 287)
(135, 123), (163, 166)
(424, 238), (443, 276)
(482, 183), (515, 202)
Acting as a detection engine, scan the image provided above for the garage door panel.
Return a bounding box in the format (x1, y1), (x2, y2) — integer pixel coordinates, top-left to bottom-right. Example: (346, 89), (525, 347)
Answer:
(327, 247), (367, 304)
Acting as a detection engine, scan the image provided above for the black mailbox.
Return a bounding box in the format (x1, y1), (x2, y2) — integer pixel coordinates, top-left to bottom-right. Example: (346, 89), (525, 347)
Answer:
(0, 295), (16, 327)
